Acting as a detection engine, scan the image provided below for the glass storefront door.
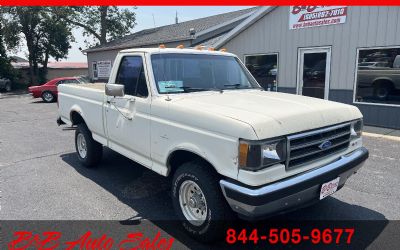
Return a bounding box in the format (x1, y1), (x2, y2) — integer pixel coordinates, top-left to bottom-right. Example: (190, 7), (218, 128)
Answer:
(297, 47), (331, 99)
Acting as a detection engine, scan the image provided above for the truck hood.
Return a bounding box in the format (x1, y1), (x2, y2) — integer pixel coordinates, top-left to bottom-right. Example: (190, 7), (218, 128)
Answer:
(170, 90), (362, 139)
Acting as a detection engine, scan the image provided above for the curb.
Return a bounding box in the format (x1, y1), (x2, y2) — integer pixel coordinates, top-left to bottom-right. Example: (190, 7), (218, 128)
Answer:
(363, 132), (400, 142)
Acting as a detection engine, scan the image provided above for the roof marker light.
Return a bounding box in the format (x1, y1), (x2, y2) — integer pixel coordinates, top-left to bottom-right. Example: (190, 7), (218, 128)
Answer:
(220, 48), (227, 52)
(159, 44), (166, 49)
(208, 47), (215, 51)
(195, 45), (203, 50)
(176, 44), (184, 49)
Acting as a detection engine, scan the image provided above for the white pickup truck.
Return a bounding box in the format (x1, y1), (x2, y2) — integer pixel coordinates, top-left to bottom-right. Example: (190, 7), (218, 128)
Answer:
(58, 48), (368, 241)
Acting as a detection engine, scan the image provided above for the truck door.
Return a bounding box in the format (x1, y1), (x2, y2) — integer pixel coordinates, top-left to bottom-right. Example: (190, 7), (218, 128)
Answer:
(104, 54), (152, 168)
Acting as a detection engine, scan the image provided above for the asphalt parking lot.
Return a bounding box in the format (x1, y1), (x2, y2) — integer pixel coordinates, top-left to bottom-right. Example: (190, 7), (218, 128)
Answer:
(1, 94), (400, 248)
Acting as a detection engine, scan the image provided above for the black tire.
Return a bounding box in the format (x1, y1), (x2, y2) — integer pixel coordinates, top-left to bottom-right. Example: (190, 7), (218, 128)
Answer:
(75, 123), (103, 168)
(41, 91), (55, 103)
(172, 161), (235, 242)
(373, 82), (392, 100)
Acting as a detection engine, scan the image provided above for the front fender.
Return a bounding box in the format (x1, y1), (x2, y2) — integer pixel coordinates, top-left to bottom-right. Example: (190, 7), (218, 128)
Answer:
(160, 138), (239, 180)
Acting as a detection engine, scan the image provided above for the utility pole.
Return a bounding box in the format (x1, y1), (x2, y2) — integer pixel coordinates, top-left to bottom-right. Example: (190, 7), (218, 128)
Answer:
(152, 14), (156, 28)
(175, 11), (178, 24)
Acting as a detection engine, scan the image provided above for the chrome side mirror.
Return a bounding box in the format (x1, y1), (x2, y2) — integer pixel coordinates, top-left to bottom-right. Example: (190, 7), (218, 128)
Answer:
(105, 84), (124, 97)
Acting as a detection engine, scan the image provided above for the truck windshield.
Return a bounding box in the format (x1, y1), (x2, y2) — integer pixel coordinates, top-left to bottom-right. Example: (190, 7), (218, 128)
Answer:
(151, 53), (261, 94)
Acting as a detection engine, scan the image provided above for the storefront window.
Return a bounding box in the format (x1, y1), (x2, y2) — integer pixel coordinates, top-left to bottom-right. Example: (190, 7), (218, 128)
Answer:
(355, 47), (400, 105)
(245, 54), (278, 91)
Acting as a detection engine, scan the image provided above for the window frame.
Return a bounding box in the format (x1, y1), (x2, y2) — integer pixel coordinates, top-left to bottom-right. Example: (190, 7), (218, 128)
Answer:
(92, 61), (98, 80)
(353, 45), (400, 107)
(243, 52), (279, 92)
(115, 55), (150, 99)
(296, 46), (332, 100)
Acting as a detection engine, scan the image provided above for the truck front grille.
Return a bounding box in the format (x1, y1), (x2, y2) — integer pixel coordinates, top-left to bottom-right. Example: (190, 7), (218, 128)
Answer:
(286, 123), (351, 169)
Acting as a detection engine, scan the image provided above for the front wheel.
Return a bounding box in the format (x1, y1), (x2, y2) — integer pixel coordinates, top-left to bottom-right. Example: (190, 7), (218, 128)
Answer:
(172, 161), (234, 242)
(75, 123), (103, 168)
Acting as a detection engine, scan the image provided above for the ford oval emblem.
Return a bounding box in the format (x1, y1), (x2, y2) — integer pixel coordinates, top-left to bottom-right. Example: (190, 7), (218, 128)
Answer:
(319, 140), (332, 150)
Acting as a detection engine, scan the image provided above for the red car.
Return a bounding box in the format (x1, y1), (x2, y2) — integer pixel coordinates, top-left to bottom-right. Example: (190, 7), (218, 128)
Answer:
(28, 77), (88, 103)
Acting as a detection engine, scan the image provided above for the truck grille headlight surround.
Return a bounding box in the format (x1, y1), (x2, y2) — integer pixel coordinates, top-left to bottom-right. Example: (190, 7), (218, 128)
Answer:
(239, 138), (286, 171)
(351, 119), (363, 139)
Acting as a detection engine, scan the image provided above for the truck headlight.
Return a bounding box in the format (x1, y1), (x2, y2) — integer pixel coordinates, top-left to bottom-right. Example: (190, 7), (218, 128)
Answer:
(351, 119), (363, 138)
(239, 138), (286, 171)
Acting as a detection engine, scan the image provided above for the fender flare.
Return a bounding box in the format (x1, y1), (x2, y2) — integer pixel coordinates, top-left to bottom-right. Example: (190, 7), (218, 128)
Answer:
(166, 143), (218, 176)
(69, 105), (86, 125)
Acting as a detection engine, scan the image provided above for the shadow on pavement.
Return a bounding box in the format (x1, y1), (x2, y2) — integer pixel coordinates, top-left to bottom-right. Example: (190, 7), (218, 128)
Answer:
(60, 148), (388, 249)
(30, 99), (46, 104)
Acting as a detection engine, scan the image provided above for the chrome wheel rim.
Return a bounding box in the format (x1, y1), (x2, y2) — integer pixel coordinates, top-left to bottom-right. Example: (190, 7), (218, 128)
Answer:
(179, 180), (207, 226)
(77, 133), (87, 159)
(43, 92), (53, 102)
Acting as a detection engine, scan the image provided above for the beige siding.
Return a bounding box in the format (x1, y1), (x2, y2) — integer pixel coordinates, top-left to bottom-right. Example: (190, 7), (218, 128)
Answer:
(223, 6), (400, 90)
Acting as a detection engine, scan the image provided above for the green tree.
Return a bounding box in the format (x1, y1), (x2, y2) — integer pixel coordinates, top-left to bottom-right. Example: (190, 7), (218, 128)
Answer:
(59, 6), (136, 46)
(0, 34), (16, 81)
(1, 7), (73, 85)
(0, 11), (19, 82)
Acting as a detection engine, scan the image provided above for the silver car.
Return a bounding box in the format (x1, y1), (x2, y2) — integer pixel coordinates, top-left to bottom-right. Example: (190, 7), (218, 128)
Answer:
(0, 78), (12, 92)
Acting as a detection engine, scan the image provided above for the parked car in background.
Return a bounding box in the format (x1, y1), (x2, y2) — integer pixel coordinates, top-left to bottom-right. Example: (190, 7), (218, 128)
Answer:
(28, 76), (87, 103)
(0, 78), (12, 92)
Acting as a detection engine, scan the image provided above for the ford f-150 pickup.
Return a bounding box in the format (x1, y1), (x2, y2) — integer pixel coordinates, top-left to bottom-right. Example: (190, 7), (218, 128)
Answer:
(57, 47), (368, 241)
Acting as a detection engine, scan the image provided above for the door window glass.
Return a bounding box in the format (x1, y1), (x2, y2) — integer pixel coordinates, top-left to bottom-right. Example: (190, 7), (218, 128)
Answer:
(302, 52), (327, 99)
(116, 56), (148, 97)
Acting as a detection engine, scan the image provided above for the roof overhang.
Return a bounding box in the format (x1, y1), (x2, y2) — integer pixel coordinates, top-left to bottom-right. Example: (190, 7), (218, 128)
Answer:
(214, 6), (276, 49)
(83, 9), (258, 54)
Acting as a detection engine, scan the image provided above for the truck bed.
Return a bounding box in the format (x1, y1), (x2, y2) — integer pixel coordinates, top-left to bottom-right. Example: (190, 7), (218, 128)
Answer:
(58, 82), (107, 144)
(75, 83), (106, 91)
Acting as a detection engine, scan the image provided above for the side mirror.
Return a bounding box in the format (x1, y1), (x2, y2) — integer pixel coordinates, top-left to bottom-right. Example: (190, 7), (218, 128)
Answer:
(106, 83), (124, 97)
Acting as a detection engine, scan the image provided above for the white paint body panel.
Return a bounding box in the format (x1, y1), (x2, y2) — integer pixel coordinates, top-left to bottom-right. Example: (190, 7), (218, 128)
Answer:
(58, 48), (363, 187)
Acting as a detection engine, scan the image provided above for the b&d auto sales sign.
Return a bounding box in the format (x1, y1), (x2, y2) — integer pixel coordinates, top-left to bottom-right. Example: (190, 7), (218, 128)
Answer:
(289, 6), (348, 30)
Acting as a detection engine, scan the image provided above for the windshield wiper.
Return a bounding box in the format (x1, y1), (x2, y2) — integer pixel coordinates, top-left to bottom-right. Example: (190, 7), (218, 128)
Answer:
(174, 86), (223, 93)
(224, 83), (262, 90)
(224, 83), (242, 89)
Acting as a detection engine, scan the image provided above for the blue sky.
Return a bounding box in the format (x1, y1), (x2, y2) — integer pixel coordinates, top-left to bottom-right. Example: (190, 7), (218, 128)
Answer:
(16, 6), (250, 62)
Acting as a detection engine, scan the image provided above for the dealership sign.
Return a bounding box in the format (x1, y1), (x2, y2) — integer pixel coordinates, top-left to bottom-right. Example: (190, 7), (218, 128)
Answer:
(97, 61), (112, 78)
(289, 6), (347, 30)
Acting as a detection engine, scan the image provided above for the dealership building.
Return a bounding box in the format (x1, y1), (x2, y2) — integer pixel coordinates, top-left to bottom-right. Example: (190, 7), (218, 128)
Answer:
(85, 6), (400, 129)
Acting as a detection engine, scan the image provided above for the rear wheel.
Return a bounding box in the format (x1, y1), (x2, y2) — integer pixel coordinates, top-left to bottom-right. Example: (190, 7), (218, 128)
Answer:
(75, 123), (103, 168)
(373, 82), (393, 100)
(172, 161), (234, 242)
(41, 91), (55, 103)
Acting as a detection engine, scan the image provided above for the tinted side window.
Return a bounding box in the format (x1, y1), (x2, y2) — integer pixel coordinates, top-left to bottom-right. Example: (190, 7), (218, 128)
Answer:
(116, 56), (148, 97)
(63, 79), (79, 84)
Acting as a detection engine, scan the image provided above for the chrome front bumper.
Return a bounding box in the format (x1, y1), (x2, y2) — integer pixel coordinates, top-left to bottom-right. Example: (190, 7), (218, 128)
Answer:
(220, 147), (369, 219)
